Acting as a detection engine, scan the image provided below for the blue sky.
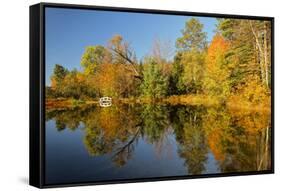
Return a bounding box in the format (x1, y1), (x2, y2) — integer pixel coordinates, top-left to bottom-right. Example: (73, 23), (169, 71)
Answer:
(45, 7), (217, 85)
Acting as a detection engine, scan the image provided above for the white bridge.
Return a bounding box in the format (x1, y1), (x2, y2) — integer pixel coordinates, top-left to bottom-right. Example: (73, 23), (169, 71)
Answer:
(99, 97), (112, 107)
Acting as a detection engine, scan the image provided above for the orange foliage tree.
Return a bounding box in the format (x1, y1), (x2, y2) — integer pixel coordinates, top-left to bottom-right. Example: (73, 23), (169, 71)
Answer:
(203, 34), (230, 102)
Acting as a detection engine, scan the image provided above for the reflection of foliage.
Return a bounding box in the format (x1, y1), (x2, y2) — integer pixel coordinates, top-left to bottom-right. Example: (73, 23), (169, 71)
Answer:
(172, 106), (208, 174)
(140, 104), (169, 144)
(83, 106), (141, 157)
(46, 108), (83, 131)
(47, 105), (142, 167)
(204, 107), (271, 172)
(46, 104), (271, 172)
(111, 126), (141, 167)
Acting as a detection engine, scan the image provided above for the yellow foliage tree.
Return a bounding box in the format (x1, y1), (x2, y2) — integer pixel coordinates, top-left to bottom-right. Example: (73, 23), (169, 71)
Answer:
(228, 75), (270, 110)
(204, 34), (230, 102)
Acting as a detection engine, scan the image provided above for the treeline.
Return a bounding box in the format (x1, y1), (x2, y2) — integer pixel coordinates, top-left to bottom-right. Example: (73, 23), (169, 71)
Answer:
(46, 18), (271, 107)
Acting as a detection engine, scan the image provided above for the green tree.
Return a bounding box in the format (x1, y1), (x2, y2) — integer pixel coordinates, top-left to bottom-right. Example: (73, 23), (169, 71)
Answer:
(178, 51), (205, 94)
(50, 64), (69, 97)
(217, 19), (271, 89)
(176, 18), (207, 52)
(140, 58), (168, 99)
(51, 64), (68, 86)
(81, 45), (108, 75)
(170, 52), (184, 95)
(174, 18), (207, 94)
(61, 69), (86, 99)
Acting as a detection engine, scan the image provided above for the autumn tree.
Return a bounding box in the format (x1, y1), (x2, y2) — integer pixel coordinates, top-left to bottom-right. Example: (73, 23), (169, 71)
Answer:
(93, 63), (118, 97)
(108, 35), (142, 80)
(218, 19), (271, 89)
(61, 69), (89, 99)
(249, 20), (271, 88)
(46, 18), (272, 108)
(228, 75), (270, 109)
(217, 19), (271, 107)
(203, 34), (230, 102)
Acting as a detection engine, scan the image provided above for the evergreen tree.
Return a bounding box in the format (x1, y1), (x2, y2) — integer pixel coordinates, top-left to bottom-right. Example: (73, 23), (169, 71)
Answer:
(176, 18), (207, 52)
(140, 58), (168, 99)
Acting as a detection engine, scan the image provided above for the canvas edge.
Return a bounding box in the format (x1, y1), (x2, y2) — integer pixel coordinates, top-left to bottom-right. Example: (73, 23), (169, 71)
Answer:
(29, 2), (275, 189)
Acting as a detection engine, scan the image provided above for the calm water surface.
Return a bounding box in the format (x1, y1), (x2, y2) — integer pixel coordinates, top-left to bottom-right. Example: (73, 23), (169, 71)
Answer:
(45, 104), (271, 184)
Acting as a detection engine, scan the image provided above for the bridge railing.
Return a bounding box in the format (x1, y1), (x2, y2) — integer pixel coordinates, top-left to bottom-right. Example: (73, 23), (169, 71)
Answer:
(99, 97), (112, 107)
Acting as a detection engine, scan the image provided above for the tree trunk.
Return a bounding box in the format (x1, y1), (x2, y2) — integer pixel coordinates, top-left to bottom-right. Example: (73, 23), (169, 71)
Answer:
(264, 22), (269, 87)
(250, 21), (266, 86)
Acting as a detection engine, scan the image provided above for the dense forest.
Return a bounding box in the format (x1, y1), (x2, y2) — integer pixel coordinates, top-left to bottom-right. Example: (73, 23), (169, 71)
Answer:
(46, 18), (271, 111)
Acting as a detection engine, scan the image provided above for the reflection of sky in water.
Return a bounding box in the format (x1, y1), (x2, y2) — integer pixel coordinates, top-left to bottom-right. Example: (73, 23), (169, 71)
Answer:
(46, 120), (192, 184)
(203, 151), (220, 174)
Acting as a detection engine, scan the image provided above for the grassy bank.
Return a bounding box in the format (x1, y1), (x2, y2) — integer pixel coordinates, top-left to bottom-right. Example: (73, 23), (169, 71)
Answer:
(117, 95), (218, 106)
(46, 95), (270, 114)
(46, 98), (98, 109)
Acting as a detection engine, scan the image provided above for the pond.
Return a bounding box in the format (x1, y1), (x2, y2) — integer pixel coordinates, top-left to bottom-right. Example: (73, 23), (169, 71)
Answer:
(45, 103), (271, 185)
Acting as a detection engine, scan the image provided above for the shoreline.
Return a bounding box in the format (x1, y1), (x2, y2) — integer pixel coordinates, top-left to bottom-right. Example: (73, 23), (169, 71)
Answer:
(45, 96), (270, 113)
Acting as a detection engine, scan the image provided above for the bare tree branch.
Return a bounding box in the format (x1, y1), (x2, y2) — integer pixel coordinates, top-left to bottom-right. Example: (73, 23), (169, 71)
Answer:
(109, 47), (143, 80)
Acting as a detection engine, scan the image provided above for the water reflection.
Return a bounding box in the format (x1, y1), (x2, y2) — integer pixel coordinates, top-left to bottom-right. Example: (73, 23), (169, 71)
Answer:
(46, 104), (271, 182)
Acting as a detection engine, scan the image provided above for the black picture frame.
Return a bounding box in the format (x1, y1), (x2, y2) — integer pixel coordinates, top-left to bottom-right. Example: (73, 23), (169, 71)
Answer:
(30, 2), (274, 188)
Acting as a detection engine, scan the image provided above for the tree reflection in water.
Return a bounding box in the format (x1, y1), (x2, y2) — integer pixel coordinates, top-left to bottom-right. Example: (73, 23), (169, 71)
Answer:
(46, 103), (271, 174)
